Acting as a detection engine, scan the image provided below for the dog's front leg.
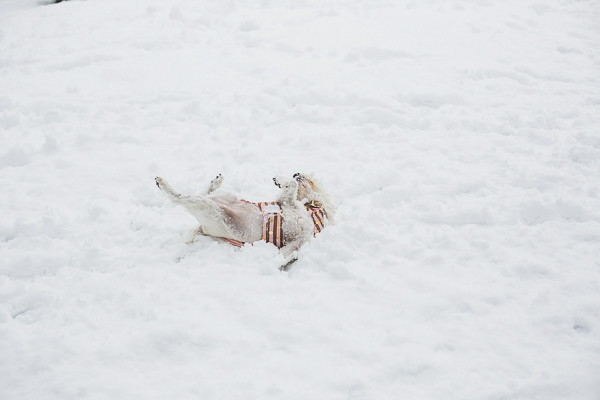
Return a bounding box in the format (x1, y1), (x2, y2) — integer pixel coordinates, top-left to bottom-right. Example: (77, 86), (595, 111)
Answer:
(279, 257), (298, 271)
(279, 238), (306, 271)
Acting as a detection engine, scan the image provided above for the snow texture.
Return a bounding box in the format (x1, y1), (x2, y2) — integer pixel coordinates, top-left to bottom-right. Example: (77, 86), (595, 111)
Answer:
(1, 0), (600, 399)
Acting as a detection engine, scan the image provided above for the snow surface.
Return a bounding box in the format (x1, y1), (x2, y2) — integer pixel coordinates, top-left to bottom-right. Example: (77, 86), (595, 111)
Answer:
(1, 0), (600, 398)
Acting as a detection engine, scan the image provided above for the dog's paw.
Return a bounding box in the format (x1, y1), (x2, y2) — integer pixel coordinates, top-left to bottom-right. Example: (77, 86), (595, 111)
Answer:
(279, 257), (298, 271)
(273, 177), (281, 188)
(212, 174), (223, 184)
(155, 177), (164, 188)
(207, 174), (224, 194)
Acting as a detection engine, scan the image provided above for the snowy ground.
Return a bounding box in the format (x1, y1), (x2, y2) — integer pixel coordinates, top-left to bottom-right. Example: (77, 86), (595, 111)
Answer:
(1, 0), (600, 398)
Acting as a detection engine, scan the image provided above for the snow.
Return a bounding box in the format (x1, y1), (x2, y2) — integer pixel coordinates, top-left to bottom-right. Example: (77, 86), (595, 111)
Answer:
(1, 0), (600, 398)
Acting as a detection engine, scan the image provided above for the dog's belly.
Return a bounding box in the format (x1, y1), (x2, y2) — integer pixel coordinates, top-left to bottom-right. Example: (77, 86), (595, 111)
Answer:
(214, 201), (263, 242)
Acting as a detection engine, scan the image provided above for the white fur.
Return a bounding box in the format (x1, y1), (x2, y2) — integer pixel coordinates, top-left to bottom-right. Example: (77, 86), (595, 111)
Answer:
(156, 173), (335, 270)
(294, 173), (337, 225)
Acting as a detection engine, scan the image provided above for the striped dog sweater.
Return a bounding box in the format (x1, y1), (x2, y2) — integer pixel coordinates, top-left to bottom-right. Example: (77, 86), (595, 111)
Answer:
(255, 201), (284, 248)
(223, 200), (327, 248)
(304, 200), (327, 235)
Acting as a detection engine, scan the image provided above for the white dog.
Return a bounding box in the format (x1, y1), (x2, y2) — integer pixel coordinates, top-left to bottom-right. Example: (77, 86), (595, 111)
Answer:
(155, 173), (336, 270)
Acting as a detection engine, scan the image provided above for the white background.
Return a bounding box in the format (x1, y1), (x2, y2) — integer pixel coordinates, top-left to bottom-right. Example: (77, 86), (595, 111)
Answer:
(1, 0), (599, 398)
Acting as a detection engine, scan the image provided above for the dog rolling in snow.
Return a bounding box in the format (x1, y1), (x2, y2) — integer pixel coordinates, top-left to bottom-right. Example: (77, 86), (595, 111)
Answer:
(155, 173), (336, 270)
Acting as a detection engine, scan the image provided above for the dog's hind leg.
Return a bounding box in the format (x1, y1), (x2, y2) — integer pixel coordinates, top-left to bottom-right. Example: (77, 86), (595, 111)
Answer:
(156, 177), (232, 238)
(155, 177), (182, 200)
(206, 174), (224, 195)
(177, 196), (233, 238)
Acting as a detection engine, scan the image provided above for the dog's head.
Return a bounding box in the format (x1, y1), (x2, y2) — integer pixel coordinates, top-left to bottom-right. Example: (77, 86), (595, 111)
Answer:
(293, 173), (317, 203)
(274, 173), (337, 224)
